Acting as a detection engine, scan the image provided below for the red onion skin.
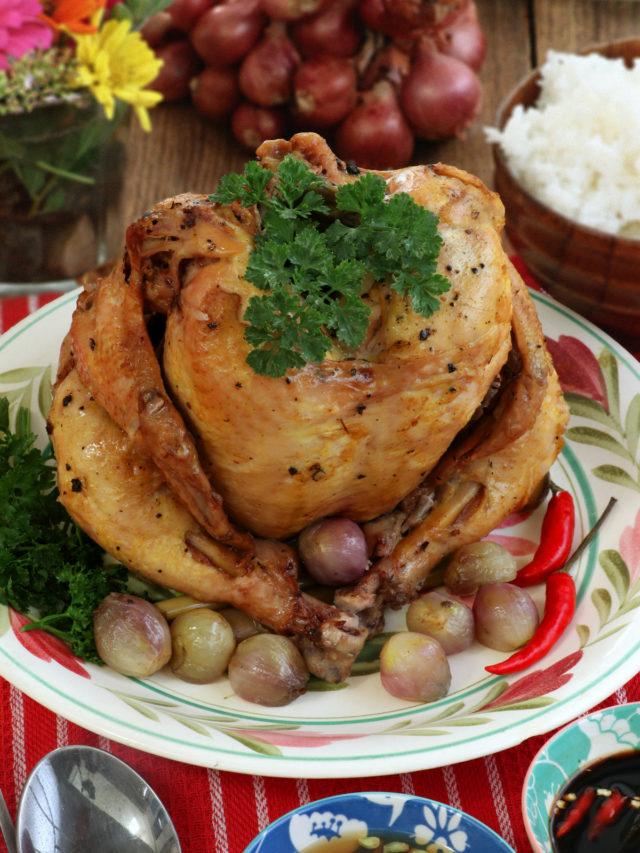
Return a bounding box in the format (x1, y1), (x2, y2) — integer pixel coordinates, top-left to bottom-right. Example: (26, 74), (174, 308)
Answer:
(291, 0), (362, 58)
(433, 0), (486, 72)
(293, 55), (357, 127)
(399, 46), (482, 140)
(141, 12), (178, 47)
(167, 0), (215, 32)
(358, 42), (411, 91)
(358, 0), (458, 39)
(335, 79), (414, 170)
(190, 0), (266, 67)
(238, 22), (301, 106)
(151, 39), (202, 101)
(231, 101), (288, 150)
(190, 65), (240, 120)
(260, 0), (328, 22)
(297, 518), (368, 586)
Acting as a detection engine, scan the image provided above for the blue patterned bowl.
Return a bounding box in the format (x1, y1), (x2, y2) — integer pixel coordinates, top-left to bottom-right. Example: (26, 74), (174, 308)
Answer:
(243, 791), (515, 852)
(522, 702), (640, 852)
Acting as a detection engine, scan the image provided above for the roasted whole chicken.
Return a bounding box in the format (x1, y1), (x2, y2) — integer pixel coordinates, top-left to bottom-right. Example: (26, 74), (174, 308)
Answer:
(48, 133), (569, 683)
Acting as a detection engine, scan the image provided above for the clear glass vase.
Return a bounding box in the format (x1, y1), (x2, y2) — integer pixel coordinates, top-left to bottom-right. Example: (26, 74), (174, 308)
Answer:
(0, 98), (126, 289)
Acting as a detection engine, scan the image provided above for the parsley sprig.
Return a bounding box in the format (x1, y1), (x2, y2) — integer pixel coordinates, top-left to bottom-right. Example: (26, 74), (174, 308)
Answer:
(210, 156), (450, 377)
(0, 399), (127, 662)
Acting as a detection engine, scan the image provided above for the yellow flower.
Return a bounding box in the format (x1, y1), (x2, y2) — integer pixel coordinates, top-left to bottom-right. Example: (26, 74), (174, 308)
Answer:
(73, 15), (163, 131)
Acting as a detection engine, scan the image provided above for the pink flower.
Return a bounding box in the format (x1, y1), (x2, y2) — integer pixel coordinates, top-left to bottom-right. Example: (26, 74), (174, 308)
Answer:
(480, 650), (583, 709)
(10, 608), (90, 679)
(545, 334), (609, 410)
(0, 0), (53, 71)
(620, 508), (640, 587)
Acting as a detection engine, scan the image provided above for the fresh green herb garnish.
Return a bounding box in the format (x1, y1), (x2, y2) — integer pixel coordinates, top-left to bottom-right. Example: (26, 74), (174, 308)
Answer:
(210, 156), (450, 377)
(0, 398), (127, 662)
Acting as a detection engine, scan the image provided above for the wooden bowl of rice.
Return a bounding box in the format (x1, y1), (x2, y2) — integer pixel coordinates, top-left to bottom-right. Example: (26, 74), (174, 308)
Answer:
(491, 38), (640, 351)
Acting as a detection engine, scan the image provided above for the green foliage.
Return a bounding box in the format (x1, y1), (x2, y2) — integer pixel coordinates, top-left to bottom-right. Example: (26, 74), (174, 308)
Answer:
(210, 156), (450, 377)
(0, 399), (127, 662)
(110, 0), (174, 29)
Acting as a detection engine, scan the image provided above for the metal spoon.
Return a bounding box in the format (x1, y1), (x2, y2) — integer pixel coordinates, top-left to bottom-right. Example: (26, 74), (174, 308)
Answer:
(9, 745), (181, 853)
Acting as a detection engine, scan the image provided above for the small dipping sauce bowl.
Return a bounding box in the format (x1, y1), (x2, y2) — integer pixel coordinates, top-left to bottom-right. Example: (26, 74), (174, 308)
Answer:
(522, 702), (640, 853)
(492, 38), (640, 352)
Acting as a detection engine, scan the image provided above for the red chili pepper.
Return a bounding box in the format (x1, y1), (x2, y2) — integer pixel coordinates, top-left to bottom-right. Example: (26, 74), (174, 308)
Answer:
(588, 788), (628, 840)
(555, 786), (596, 837)
(515, 490), (575, 587)
(485, 571), (576, 675)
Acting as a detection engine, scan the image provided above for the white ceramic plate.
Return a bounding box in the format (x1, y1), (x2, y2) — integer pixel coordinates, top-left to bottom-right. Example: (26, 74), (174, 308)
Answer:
(1, 290), (639, 778)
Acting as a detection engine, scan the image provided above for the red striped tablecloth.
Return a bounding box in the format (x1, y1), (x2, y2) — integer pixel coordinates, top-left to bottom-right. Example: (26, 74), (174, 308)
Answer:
(1, 286), (639, 853)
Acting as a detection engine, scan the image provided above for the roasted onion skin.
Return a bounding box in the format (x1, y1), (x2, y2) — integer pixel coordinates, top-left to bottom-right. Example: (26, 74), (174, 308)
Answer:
(379, 631), (451, 702)
(473, 582), (539, 652)
(227, 634), (310, 705)
(93, 593), (172, 678)
(406, 590), (474, 655)
(170, 608), (236, 683)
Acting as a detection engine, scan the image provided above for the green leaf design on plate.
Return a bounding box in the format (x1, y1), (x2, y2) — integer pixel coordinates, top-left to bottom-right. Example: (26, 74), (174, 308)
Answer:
(424, 701), (466, 722)
(0, 364), (53, 426)
(589, 624), (627, 643)
(168, 714), (213, 737)
(223, 731), (282, 756)
(592, 465), (640, 493)
(397, 728), (452, 737)
(37, 365), (53, 420)
(112, 689), (181, 709)
(565, 426), (633, 462)
(0, 604), (9, 637)
(488, 697), (554, 712)
(591, 587), (612, 628)
(626, 393), (640, 461)
(438, 716), (492, 727)
(116, 695), (161, 722)
(474, 681), (509, 709)
(599, 549), (630, 605)
(598, 348), (621, 427)
(615, 597), (640, 619)
(0, 366), (49, 383)
(564, 393), (614, 428)
(576, 624), (590, 647)
(1, 385), (31, 413)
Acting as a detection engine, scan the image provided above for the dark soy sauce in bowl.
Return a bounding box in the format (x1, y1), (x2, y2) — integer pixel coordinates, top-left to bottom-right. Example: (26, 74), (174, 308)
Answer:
(550, 750), (640, 852)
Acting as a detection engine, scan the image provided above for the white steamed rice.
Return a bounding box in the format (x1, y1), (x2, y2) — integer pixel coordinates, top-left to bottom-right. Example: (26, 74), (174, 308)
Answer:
(486, 50), (640, 238)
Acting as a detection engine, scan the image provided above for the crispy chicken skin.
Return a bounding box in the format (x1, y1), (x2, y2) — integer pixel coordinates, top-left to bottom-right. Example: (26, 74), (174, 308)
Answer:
(48, 133), (569, 682)
(162, 151), (513, 539)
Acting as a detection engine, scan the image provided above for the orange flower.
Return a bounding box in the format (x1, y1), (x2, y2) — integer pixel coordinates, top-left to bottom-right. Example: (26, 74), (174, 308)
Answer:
(40, 0), (107, 35)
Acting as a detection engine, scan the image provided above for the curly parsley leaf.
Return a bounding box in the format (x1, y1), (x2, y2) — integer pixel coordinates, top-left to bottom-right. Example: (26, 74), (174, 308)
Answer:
(210, 155), (450, 377)
(0, 398), (127, 663)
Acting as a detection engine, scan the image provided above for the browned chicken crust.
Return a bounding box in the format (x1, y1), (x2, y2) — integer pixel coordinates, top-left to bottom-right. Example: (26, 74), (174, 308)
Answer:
(48, 133), (569, 682)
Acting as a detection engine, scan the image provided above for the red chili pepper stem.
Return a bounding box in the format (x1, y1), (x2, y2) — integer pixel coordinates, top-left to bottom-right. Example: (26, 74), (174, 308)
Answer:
(515, 490), (575, 587)
(562, 496), (617, 574)
(485, 571), (576, 675)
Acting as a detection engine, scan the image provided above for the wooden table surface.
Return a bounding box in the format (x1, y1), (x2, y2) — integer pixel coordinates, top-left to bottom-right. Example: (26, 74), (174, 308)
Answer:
(108, 0), (640, 254)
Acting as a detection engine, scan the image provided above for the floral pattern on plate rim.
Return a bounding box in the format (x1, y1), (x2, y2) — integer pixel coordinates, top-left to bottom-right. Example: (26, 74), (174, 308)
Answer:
(0, 290), (639, 775)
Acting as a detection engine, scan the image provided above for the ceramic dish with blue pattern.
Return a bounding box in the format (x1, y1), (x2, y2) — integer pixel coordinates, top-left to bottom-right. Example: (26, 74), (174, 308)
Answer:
(243, 791), (515, 852)
(523, 702), (640, 852)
